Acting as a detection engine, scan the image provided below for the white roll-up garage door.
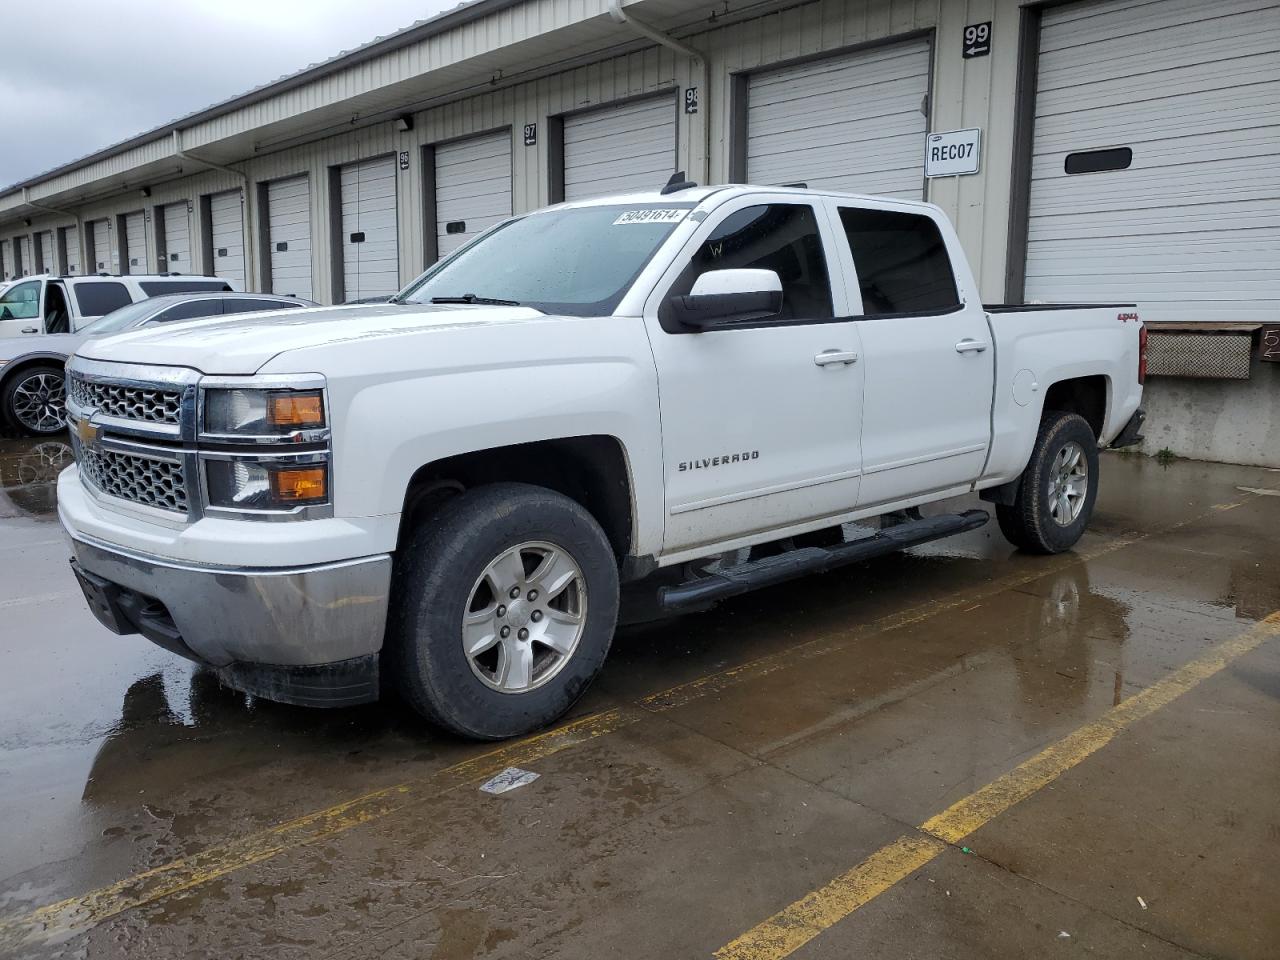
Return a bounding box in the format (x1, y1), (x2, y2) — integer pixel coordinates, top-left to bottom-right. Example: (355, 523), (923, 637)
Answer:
(209, 191), (245, 290)
(1025, 0), (1280, 322)
(747, 38), (931, 200)
(91, 220), (111, 273)
(123, 211), (146, 274)
(562, 95), (677, 202)
(341, 155), (399, 301)
(163, 203), (191, 275)
(434, 131), (512, 259)
(267, 175), (313, 301)
(62, 226), (80, 275)
(0, 241), (11, 280)
(35, 231), (52, 274)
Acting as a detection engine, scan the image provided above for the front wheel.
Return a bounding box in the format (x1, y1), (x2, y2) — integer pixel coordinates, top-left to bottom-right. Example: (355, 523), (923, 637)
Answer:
(3, 364), (67, 436)
(997, 411), (1099, 554)
(388, 482), (619, 739)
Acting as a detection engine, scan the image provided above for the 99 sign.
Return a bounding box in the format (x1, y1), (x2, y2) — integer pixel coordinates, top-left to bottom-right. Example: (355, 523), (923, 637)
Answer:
(963, 21), (992, 58)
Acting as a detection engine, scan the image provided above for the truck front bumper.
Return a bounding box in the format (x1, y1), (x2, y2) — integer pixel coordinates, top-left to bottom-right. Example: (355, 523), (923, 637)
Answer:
(69, 535), (391, 707)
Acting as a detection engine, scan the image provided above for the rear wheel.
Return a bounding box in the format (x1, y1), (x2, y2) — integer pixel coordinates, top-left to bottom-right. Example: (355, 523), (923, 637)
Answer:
(3, 364), (67, 436)
(997, 411), (1099, 554)
(388, 482), (619, 739)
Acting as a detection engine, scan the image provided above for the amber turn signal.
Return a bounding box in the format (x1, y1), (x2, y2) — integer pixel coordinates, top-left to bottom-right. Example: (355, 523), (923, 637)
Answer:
(270, 466), (328, 503)
(267, 391), (325, 429)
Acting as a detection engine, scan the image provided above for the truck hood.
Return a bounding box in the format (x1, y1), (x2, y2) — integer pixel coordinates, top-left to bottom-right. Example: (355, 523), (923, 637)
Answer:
(73, 303), (548, 375)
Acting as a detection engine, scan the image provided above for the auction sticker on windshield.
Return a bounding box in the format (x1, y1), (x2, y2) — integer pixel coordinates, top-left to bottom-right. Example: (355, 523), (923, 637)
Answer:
(613, 209), (688, 225)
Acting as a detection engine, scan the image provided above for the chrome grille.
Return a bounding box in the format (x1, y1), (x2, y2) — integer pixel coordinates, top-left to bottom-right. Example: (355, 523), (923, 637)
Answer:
(77, 444), (188, 514)
(68, 373), (182, 425)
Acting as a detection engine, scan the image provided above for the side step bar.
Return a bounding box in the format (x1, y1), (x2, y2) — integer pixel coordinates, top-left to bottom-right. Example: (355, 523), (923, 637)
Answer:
(658, 509), (989, 613)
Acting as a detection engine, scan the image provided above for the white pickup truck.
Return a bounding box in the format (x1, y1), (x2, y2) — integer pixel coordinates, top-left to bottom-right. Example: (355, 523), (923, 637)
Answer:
(59, 184), (1147, 739)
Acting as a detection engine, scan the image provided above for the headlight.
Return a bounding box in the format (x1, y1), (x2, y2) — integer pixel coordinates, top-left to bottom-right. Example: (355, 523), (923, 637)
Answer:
(205, 458), (329, 511)
(203, 388), (325, 437)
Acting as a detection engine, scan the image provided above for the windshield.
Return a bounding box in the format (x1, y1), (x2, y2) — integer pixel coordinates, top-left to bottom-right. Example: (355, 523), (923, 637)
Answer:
(79, 299), (161, 334)
(399, 203), (695, 316)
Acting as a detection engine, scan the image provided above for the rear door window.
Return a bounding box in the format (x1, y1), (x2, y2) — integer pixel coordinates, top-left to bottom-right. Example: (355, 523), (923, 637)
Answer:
(139, 280), (232, 295)
(836, 207), (960, 316)
(73, 281), (133, 316)
(151, 299), (223, 323)
(223, 298), (303, 313)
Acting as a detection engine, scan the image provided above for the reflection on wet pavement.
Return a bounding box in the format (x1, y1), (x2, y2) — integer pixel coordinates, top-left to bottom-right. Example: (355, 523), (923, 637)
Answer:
(0, 436), (72, 521)
(0, 436), (1277, 959)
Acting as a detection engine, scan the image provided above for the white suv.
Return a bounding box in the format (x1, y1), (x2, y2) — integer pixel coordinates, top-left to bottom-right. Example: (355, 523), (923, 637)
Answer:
(0, 274), (236, 339)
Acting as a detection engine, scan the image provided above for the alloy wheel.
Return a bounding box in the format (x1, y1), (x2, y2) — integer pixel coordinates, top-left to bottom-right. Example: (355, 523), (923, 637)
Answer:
(462, 540), (587, 693)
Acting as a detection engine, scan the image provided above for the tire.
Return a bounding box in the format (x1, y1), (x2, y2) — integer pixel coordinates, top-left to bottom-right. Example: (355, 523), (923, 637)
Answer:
(388, 482), (620, 740)
(997, 411), (1099, 555)
(3, 364), (67, 437)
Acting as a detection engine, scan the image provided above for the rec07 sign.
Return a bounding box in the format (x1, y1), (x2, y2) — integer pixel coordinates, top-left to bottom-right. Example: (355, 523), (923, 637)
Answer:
(924, 128), (981, 177)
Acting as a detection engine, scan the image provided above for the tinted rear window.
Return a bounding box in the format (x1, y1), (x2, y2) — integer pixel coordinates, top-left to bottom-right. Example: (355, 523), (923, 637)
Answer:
(74, 281), (133, 316)
(223, 298), (304, 313)
(139, 280), (232, 295)
(837, 208), (960, 316)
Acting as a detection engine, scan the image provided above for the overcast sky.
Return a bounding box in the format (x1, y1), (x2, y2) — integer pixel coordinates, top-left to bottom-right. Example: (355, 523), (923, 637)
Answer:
(0, 0), (461, 188)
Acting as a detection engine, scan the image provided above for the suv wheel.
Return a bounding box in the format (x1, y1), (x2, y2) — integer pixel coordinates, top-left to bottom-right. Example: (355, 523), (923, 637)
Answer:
(3, 364), (67, 436)
(997, 411), (1099, 554)
(388, 482), (619, 739)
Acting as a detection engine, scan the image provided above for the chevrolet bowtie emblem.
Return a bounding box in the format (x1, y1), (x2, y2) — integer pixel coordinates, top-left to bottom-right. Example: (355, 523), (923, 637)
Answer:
(76, 417), (100, 444)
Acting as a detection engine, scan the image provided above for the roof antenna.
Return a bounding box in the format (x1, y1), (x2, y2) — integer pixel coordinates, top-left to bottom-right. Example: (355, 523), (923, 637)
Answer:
(661, 170), (698, 195)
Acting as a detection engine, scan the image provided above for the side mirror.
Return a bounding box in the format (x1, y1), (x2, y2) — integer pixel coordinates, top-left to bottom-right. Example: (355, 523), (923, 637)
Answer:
(668, 268), (783, 330)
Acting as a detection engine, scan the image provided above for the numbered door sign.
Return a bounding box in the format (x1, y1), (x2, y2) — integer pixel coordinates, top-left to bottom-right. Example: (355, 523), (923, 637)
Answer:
(398, 151), (410, 171)
(925, 128), (981, 177)
(1261, 324), (1280, 363)
(963, 21), (992, 58)
(684, 87), (699, 114)
(523, 123), (537, 146)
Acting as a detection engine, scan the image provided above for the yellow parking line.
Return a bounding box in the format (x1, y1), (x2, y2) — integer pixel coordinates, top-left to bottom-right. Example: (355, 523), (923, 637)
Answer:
(0, 497), (1256, 948)
(0, 708), (638, 949)
(714, 611), (1280, 960)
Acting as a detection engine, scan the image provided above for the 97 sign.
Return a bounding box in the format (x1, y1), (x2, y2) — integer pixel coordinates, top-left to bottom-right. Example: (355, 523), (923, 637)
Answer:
(963, 21), (992, 58)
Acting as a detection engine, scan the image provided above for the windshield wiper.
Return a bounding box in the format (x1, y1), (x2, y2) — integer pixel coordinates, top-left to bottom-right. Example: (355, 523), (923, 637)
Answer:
(429, 293), (521, 306)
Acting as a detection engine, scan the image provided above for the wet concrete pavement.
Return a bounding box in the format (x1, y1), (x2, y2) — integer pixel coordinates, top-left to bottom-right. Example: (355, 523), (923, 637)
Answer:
(0, 434), (1277, 959)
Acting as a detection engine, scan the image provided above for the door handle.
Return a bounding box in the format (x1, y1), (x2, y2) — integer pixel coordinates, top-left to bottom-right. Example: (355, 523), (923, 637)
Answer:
(814, 349), (859, 367)
(21, 327), (38, 335)
(955, 339), (988, 354)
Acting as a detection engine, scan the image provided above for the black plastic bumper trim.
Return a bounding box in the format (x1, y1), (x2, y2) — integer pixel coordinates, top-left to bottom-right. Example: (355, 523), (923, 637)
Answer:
(1111, 407), (1147, 448)
(216, 655), (380, 708)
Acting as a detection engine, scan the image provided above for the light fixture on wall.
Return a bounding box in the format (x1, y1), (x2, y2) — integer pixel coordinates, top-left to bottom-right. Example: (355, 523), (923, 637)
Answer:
(139, 186), (151, 198)
(395, 115), (414, 132)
